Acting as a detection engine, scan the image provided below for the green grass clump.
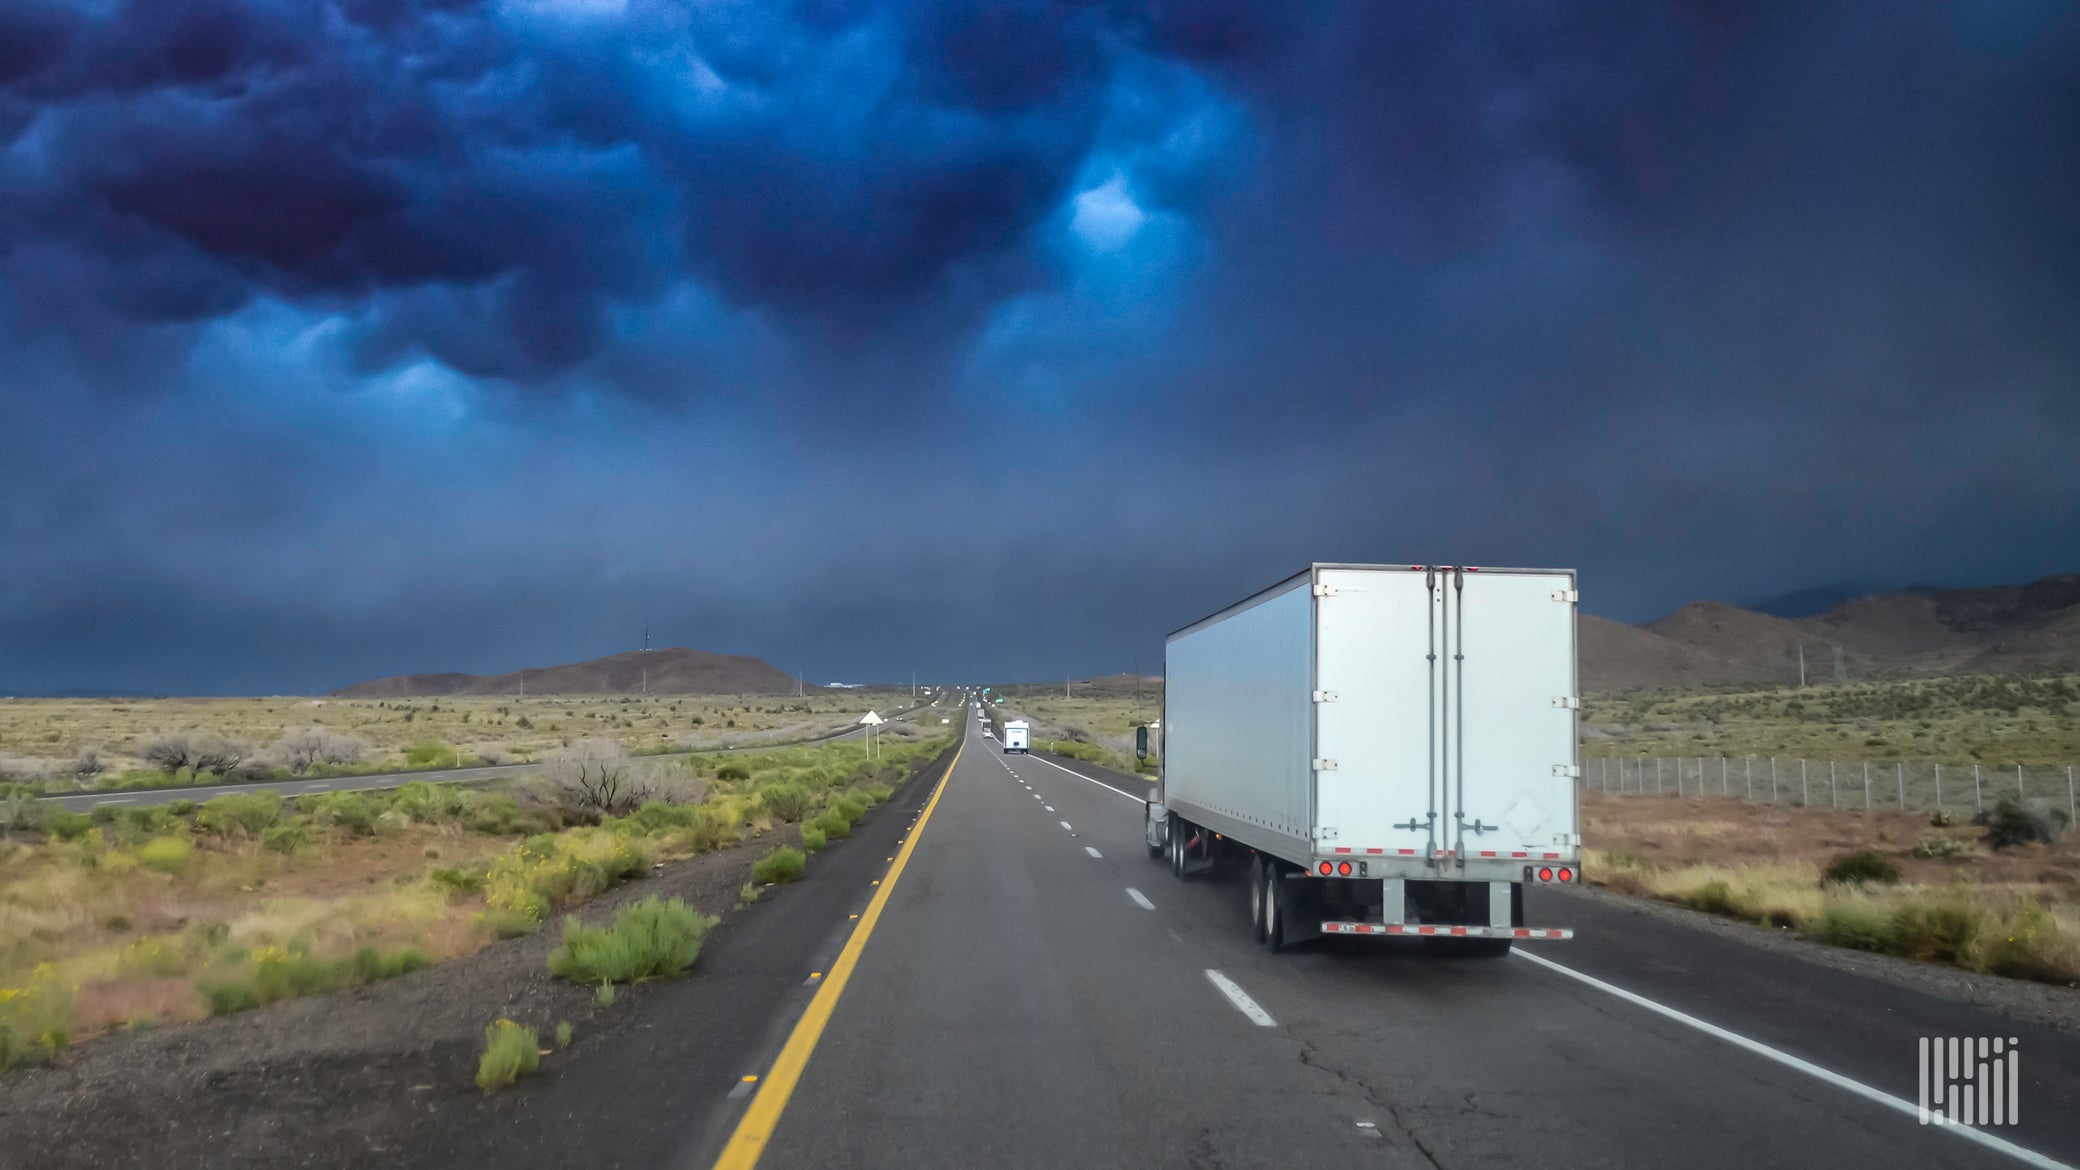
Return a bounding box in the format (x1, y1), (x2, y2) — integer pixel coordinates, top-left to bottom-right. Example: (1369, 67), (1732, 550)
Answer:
(404, 740), (460, 769)
(828, 793), (868, 825)
(43, 810), (93, 841)
(345, 946), (430, 983)
(261, 821), (312, 855)
(1822, 850), (1900, 886)
(299, 791), (382, 835)
(800, 826), (827, 853)
(546, 897), (711, 985)
(137, 834), (193, 873)
(752, 847), (805, 885)
(555, 1021), (573, 1048)
(165, 798), (197, 817)
(196, 791), (283, 838)
(759, 783), (812, 822)
(476, 1019), (540, 1091)
(809, 811), (850, 840)
(0, 964), (71, 1069)
(861, 783), (894, 804)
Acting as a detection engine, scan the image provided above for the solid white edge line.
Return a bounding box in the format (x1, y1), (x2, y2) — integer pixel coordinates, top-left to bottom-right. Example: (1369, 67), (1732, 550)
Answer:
(1126, 888), (1155, 911)
(1022, 752), (1150, 803)
(1512, 950), (2074, 1170)
(1204, 969), (1276, 1027)
(1085, 846), (1102, 858)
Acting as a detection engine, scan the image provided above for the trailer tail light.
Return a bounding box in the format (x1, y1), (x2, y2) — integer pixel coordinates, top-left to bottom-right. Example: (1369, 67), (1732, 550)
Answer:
(1538, 867), (1553, 882)
(1559, 867), (1574, 883)
(1336, 861), (1352, 876)
(1318, 861), (1332, 876)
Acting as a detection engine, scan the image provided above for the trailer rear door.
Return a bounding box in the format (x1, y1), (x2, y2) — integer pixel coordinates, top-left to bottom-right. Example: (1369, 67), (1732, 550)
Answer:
(1443, 569), (1578, 858)
(1313, 567), (1439, 857)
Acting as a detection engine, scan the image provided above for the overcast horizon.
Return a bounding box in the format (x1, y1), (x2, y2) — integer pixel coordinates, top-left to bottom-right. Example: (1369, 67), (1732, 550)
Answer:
(4, 2), (2076, 696)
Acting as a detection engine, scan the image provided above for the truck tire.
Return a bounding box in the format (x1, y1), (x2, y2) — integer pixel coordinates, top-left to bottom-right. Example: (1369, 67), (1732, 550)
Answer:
(1247, 855), (1267, 942)
(1169, 823), (1187, 880)
(1260, 865), (1285, 952)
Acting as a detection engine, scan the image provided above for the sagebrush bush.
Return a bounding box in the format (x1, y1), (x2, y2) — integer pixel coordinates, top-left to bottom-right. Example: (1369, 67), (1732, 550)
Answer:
(1822, 850), (1901, 886)
(716, 763), (751, 783)
(1983, 793), (2068, 850)
(261, 821), (312, 855)
(810, 811), (850, 840)
(801, 826), (827, 853)
(752, 847), (805, 885)
(1911, 834), (1974, 859)
(759, 783), (812, 822)
(165, 798), (197, 817)
(196, 791), (283, 838)
(42, 809), (92, 841)
(404, 739), (460, 769)
(476, 1019), (540, 1091)
(299, 791), (382, 835)
(547, 898), (710, 985)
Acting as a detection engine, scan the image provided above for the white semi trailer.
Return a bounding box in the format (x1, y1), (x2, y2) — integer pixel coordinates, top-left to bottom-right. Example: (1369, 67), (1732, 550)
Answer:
(1002, 720), (1030, 754)
(1142, 564), (1580, 954)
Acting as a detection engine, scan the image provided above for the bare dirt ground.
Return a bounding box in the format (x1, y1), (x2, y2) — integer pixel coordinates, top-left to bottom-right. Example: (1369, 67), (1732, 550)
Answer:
(0, 824), (798, 1168)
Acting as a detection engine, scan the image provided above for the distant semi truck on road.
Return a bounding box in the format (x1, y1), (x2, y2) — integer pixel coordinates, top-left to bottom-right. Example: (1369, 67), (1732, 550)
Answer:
(1002, 720), (1029, 754)
(1142, 563), (1580, 955)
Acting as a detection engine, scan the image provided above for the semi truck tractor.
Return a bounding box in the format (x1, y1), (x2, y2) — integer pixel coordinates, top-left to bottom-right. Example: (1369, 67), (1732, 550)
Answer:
(1142, 564), (1580, 955)
(1002, 720), (1030, 754)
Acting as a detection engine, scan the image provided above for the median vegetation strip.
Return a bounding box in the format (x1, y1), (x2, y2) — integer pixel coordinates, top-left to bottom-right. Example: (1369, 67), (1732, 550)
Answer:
(1583, 790), (2080, 984)
(0, 732), (948, 1070)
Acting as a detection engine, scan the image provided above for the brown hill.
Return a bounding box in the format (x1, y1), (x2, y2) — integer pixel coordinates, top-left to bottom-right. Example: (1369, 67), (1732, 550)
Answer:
(1582, 574), (2080, 692)
(333, 647), (801, 698)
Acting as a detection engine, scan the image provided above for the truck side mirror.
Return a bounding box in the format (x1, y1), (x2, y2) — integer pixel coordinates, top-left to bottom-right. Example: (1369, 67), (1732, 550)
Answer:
(1135, 725), (1149, 760)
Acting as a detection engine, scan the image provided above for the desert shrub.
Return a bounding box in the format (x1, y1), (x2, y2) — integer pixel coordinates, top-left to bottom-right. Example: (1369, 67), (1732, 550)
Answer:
(752, 847), (805, 885)
(1983, 793), (2069, 850)
(715, 763), (751, 783)
(137, 835), (194, 873)
(829, 793), (869, 825)
(1810, 903), (1896, 952)
(90, 804), (119, 824)
(0, 963), (72, 1069)
(1888, 899), (1980, 964)
(261, 822), (312, 855)
(481, 829), (652, 927)
(861, 783), (894, 804)
(198, 979), (261, 1016)
(430, 865), (486, 897)
(476, 1019), (540, 1091)
(759, 783), (812, 822)
(810, 811), (850, 840)
(1966, 897), (2068, 980)
(542, 739), (660, 817)
(555, 1021), (573, 1048)
(196, 791), (283, 838)
(275, 728), (370, 775)
(466, 795), (525, 835)
(44, 810), (94, 841)
(139, 735), (193, 775)
(298, 791), (382, 835)
(1929, 809), (1956, 827)
(166, 798), (197, 817)
(1911, 834), (1974, 859)
(391, 781), (471, 824)
(345, 946), (430, 983)
(251, 944), (342, 1002)
(475, 908), (540, 939)
(622, 801), (704, 834)
(1683, 879), (1738, 917)
(801, 826), (827, 853)
(546, 897), (710, 985)
(404, 739), (460, 769)
(116, 805), (173, 840)
(1822, 850), (1901, 886)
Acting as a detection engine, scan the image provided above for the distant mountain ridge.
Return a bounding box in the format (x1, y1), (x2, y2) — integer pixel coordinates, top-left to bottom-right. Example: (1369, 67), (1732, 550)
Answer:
(1583, 573), (2080, 692)
(332, 647), (802, 698)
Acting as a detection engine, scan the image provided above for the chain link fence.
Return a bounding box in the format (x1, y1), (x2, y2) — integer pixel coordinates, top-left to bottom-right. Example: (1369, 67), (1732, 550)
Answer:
(1581, 753), (2080, 824)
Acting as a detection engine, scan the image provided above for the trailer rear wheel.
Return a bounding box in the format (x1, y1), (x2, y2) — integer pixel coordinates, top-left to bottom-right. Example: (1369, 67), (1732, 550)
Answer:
(1169, 823), (1187, 880)
(1247, 855), (1267, 942)
(1259, 865), (1285, 952)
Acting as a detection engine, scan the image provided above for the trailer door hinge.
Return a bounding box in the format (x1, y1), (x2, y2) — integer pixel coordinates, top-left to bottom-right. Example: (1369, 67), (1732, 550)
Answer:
(1551, 695), (1580, 709)
(1312, 758), (1340, 771)
(1552, 764), (1581, 778)
(1312, 690), (1340, 703)
(1551, 589), (1579, 603)
(1312, 583), (1338, 597)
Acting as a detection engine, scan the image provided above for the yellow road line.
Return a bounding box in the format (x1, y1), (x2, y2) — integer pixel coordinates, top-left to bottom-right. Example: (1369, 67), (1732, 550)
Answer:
(709, 737), (964, 1170)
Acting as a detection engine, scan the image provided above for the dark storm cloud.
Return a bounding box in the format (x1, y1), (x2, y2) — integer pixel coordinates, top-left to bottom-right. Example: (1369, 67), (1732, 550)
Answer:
(3, 1), (2078, 693)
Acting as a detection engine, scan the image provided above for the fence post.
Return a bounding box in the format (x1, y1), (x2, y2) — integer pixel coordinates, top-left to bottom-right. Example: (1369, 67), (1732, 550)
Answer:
(1802, 758), (1809, 807)
(1830, 760), (1838, 809)
(2017, 764), (2024, 797)
(2070, 765), (2076, 829)
(1770, 756), (1778, 803)
(1897, 762), (1904, 810)
(1602, 757), (1609, 793)
(1721, 756), (1728, 796)
(1935, 763), (1942, 812)
(1655, 757), (1663, 795)
(1746, 756), (1754, 801)
(1973, 764), (1982, 812)
(1863, 761), (1870, 811)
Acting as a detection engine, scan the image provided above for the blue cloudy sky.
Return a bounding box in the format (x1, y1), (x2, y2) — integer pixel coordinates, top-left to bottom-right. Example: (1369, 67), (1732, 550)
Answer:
(2, 0), (2076, 693)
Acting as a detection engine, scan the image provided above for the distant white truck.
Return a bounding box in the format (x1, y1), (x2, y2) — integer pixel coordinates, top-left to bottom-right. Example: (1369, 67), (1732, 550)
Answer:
(1002, 720), (1030, 754)
(1143, 564), (1580, 955)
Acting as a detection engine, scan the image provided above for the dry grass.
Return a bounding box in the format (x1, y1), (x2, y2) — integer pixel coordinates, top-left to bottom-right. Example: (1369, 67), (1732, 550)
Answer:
(0, 691), (925, 784)
(1583, 791), (2080, 983)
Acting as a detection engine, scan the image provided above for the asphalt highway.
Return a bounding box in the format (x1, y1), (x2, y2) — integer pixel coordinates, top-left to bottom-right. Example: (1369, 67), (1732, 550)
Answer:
(701, 707), (2080, 1170)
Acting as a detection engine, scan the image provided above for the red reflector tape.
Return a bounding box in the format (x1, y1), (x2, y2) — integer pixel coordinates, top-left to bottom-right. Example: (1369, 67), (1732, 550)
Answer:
(1333, 847), (1351, 854)
(1478, 851), (1496, 857)
(1543, 852), (1560, 859)
(1510, 851), (1528, 858)
(1366, 848), (1384, 854)
(1398, 848), (1416, 855)
(1513, 929), (1531, 938)
(1449, 927), (1467, 936)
